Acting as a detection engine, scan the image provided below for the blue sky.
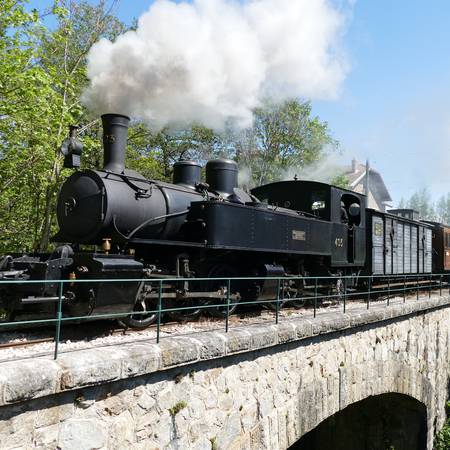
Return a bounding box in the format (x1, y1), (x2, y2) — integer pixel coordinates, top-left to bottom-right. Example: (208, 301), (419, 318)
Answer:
(28, 0), (450, 204)
(313, 0), (450, 204)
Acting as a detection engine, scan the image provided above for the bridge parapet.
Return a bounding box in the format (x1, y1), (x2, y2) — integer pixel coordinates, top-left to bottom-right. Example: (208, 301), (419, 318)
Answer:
(0, 296), (449, 449)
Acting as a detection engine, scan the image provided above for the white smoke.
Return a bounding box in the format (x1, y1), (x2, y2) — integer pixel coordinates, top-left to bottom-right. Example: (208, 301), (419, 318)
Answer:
(83, 0), (351, 130)
(282, 153), (345, 183)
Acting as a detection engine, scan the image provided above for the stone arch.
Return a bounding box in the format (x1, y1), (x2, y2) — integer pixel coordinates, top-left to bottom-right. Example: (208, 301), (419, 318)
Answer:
(291, 359), (434, 448)
(290, 392), (427, 450)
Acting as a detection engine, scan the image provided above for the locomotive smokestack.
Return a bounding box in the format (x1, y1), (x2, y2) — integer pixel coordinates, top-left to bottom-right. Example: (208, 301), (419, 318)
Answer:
(101, 113), (130, 173)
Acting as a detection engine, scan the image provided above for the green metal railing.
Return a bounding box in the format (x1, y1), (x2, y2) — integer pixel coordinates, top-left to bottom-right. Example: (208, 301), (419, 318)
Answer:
(0, 272), (448, 360)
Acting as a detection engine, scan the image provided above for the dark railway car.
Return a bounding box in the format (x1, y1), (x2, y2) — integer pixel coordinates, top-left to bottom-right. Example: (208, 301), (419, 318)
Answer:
(422, 221), (450, 273)
(366, 209), (433, 276)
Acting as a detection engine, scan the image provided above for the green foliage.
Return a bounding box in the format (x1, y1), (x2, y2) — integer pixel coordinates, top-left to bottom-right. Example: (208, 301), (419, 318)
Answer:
(405, 188), (436, 220)
(168, 400), (187, 416)
(0, 0), (126, 252)
(232, 98), (338, 187)
(434, 423), (450, 450)
(434, 403), (450, 450)
(399, 188), (444, 222)
(331, 174), (350, 189)
(436, 193), (450, 225)
(126, 122), (217, 181)
(209, 437), (218, 450)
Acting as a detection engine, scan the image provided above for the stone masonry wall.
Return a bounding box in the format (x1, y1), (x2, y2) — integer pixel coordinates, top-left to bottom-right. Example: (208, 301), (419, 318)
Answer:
(0, 296), (450, 450)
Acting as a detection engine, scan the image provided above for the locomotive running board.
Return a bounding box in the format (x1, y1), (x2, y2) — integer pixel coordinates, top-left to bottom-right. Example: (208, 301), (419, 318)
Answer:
(144, 291), (241, 300)
(21, 296), (66, 304)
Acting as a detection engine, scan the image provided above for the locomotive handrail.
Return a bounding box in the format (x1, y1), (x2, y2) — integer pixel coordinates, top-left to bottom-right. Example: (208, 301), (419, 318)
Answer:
(0, 272), (447, 361)
(0, 272), (446, 284)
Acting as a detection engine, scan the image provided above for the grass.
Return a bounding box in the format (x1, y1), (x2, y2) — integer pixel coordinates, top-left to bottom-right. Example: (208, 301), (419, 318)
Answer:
(168, 400), (187, 416)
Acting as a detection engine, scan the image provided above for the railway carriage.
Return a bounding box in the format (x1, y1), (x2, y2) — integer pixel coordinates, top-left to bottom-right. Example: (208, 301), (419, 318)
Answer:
(422, 221), (450, 274)
(366, 209), (433, 276)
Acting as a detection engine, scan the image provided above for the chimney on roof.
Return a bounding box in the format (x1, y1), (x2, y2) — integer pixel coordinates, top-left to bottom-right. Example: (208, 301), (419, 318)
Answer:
(365, 159), (370, 196)
(352, 158), (357, 173)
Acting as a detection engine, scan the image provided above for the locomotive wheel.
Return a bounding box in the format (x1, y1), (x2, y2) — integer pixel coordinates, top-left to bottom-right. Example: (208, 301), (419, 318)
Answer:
(202, 264), (240, 318)
(266, 279), (307, 310)
(324, 277), (346, 305)
(166, 297), (202, 322)
(265, 280), (288, 311)
(287, 279), (307, 309)
(120, 281), (158, 329)
(167, 278), (202, 322)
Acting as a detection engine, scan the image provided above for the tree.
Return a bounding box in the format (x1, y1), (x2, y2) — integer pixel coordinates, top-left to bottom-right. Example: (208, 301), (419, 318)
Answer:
(330, 174), (350, 189)
(0, 0), (57, 252)
(230, 99), (338, 187)
(0, 0), (126, 252)
(126, 123), (217, 181)
(401, 188), (436, 220)
(436, 194), (450, 225)
(35, 0), (126, 251)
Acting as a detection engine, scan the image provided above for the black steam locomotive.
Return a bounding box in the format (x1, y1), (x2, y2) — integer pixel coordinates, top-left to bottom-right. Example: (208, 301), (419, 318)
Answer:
(0, 114), (444, 327)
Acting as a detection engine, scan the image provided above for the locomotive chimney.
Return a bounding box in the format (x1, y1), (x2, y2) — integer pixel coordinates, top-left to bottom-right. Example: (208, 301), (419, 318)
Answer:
(101, 113), (130, 174)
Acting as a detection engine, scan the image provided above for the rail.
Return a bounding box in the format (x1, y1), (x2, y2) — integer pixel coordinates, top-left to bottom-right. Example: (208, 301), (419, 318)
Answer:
(0, 272), (449, 359)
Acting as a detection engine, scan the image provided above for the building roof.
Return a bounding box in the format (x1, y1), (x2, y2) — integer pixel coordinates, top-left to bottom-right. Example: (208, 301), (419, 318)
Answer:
(344, 160), (392, 203)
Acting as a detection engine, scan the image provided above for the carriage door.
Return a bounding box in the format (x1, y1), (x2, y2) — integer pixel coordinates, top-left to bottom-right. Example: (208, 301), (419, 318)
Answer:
(385, 218), (393, 274)
(425, 228), (432, 273)
(392, 219), (398, 274)
(418, 226), (425, 273)
(372, 215), (384, 275)
(404, 224), (411, 273)
(445, 230), (450, 271)
(397, 222), (404, 274)
(411, 226), (418, 273)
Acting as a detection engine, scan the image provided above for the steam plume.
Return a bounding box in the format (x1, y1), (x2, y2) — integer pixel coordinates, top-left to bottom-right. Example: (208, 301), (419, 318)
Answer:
(83, 0), (350, 130)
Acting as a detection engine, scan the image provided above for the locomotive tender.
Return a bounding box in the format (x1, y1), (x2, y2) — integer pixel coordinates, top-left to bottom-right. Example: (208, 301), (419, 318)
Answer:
(0, 113), (442, 327)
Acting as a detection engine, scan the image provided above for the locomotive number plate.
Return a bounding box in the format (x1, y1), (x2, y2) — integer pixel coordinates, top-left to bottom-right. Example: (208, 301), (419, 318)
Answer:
(292, 230), (306, 241)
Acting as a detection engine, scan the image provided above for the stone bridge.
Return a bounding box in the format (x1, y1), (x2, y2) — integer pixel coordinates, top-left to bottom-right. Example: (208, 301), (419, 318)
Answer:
(1, 296), (450, 449)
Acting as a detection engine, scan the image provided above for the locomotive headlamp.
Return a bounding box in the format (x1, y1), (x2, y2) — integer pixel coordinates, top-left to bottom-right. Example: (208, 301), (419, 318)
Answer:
(60, 125), (83, 169)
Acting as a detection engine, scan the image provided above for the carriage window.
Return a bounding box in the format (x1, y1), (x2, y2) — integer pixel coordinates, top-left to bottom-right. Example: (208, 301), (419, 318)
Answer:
(445, 233), (450, 248)
(341, 193), (361, 226)
(311, 200), (325, 210)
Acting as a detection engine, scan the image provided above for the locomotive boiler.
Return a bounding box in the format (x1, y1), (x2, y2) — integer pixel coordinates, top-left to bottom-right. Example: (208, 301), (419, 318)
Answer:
(56, 114), (205, 245)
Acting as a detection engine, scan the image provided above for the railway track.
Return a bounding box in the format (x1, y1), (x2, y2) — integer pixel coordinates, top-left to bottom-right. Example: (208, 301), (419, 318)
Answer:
(0, 285), (444, 358)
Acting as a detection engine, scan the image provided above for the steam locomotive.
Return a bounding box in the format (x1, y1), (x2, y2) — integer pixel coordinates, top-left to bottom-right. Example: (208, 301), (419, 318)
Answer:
(0, 113), (447, 328)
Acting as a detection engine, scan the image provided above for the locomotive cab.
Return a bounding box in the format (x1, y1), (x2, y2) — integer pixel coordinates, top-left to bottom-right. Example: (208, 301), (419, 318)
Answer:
(251, 180), (366, 267)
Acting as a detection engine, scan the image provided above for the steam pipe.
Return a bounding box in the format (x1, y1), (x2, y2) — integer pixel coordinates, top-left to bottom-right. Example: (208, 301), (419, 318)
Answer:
(101, 113), (130, 174)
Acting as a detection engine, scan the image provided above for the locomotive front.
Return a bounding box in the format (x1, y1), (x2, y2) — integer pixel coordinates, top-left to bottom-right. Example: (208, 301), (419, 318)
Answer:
(56, 114), (203, 245)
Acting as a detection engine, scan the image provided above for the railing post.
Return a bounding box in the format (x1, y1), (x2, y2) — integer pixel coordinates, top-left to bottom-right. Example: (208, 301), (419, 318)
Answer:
(343, 277), (346, 313)
(387, 277), (390, 306)
(275, 279), (281, 325)
(440, 274), (443, 297)
(367, 276), (371, 309)
(225, 278), (231, 332)
(314, 277), (318, 318)
(403, 276), (406, 303)
(429, 274), (431, 299)
(156, 280), (162, 343)
(416, 276), (419, 301)
(54, 281), (64, 360)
